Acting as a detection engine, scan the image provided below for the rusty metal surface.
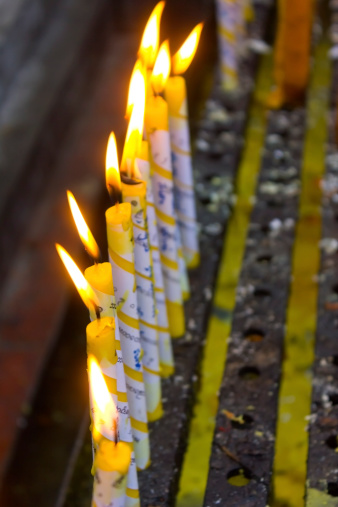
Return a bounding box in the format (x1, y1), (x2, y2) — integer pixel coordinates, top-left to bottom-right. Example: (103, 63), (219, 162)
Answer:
(305, 57), (338, 504)
(204, 106), (306, 506)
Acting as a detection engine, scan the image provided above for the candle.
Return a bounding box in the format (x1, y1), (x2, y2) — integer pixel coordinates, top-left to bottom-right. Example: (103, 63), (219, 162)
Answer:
(55, 244), (142, 500)
(121, 66), (163, 419)
(121, 174), (163, 420)
(66, 191), (146, 483)
(164, 23), (203, 270)
(105, 134), (150, 469)
(268, 0), (313, 108)
(136, 141), (174, 378)
(215, 0), (239, 90)
(145, 41), (185, 338)
(89, 355), (131, 507)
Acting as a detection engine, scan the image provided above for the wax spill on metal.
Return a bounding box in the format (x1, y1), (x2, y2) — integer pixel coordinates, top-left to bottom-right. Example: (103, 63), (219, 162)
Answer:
(176, 52), (274, 507)
(271, 39), (331, 507)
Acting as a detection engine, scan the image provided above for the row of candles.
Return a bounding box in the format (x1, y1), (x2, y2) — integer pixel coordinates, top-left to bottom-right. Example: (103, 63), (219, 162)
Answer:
(56, 2), (204, 506)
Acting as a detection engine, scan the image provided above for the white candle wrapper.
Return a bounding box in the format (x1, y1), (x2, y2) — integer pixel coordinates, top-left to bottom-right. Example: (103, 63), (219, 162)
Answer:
(137, 156), (174, 376)
(106, 207), (150, 470)
(165, 78), (200, 268)
(122, 184), (163, 421)
(145, 98), (185, 338)
(92, 466), (128, 507)
(215, 0), (239, 89)
(149, 129), (182, 305)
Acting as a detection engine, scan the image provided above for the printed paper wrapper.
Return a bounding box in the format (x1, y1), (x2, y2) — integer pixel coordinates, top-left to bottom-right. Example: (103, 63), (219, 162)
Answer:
(86, 315), (141, 498)
(215, 0), (239, 89)
(122, 185), (163, 421)
(147, 127), (185, 337)
(165, 77), (200, 269)
(137, 156), (174, 376)
(106, 205), (150, 470)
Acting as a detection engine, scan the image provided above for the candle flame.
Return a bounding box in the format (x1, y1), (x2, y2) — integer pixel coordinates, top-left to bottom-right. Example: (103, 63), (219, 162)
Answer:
(172, 22), (204, 75)
(88, 355), (117, 442)
(151, 40), (171, 94)
(106, 132), (122, 203)
(121, 69), (146, 175)
(126, 60), (145, 119)
(55, 243), (100, 312)
(67, 191), (100, 262)
(139, 1), (165, 68)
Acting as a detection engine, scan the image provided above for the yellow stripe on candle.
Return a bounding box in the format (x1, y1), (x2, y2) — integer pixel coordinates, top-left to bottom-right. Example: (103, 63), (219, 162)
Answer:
(118, 391), (128, 403)
(160, 254), (179, 271)
(123, 364), (144, 383)
(130, 417), (148, 433)
(103, 375), (117, 394)
(118, 311), (140, 330)
(126, 488), (140, 499)
(109, 249), (135, 275)
(219, 26), (236, 43)
(135, 270), (152, 282)
(154, 286), (164, 292)
(155, 208), (176, 226)
(143, 365), (160, 376)
(221, 64), (238, 79)
(152, 161), (172, 180)
(171, 144), (191, 157)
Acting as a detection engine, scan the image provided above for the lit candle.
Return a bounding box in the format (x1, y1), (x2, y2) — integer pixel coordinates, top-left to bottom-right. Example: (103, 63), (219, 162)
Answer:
(122, 67), (163, 420)
(136, 141), (174, 378)
(89, 355), (131, 507)
(144, 41), (186, 338)
(164, 23), (203, 270)
(55, 244), (141, 502)
(67, 191), (142, 496)
(105, 134), (150, 469)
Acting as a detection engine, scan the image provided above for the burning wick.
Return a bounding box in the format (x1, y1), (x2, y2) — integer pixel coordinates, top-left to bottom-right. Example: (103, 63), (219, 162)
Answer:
(106, 132), (122, 207)
(55, 243), (101, 319)
(67, 190), (101, 264)
(151, 40), (171, 96)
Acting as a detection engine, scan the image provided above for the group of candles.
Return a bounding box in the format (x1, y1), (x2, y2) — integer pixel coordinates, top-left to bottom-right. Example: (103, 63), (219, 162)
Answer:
(56, 2), (203, 505)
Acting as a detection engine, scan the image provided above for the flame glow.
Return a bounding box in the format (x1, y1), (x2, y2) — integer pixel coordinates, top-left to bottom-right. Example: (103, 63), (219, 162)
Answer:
(139, 1), (165, 68)
(151, 40), (171, 94)
(121, 70), (146, 175)
(106, 132), (121, 201)
(172, 22), (203, 75)
(55, 243), (100, 311)
(126, 60), (145, 118)
(67, 191), (100, 262)
(88, 355), (117, 442)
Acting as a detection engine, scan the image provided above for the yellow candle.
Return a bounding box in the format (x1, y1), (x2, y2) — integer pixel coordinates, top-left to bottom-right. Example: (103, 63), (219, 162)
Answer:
(89, 356), (132, 507)
(121, 177), (163, 421)
(92, 437), (131, 507)
(268, 0), (313, 108)
(67, 188), (148, 476)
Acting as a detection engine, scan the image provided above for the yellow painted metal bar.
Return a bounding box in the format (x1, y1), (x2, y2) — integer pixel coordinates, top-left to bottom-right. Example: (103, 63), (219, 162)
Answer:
(272, 39), (330, 507)
(176, 52), (274, 507)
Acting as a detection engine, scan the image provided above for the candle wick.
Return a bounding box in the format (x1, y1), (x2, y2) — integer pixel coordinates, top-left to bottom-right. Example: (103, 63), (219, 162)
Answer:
(94, 303), (101, 320)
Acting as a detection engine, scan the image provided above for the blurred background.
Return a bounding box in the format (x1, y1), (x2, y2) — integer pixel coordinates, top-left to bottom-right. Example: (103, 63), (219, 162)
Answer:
(0, 0), (215, 505)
